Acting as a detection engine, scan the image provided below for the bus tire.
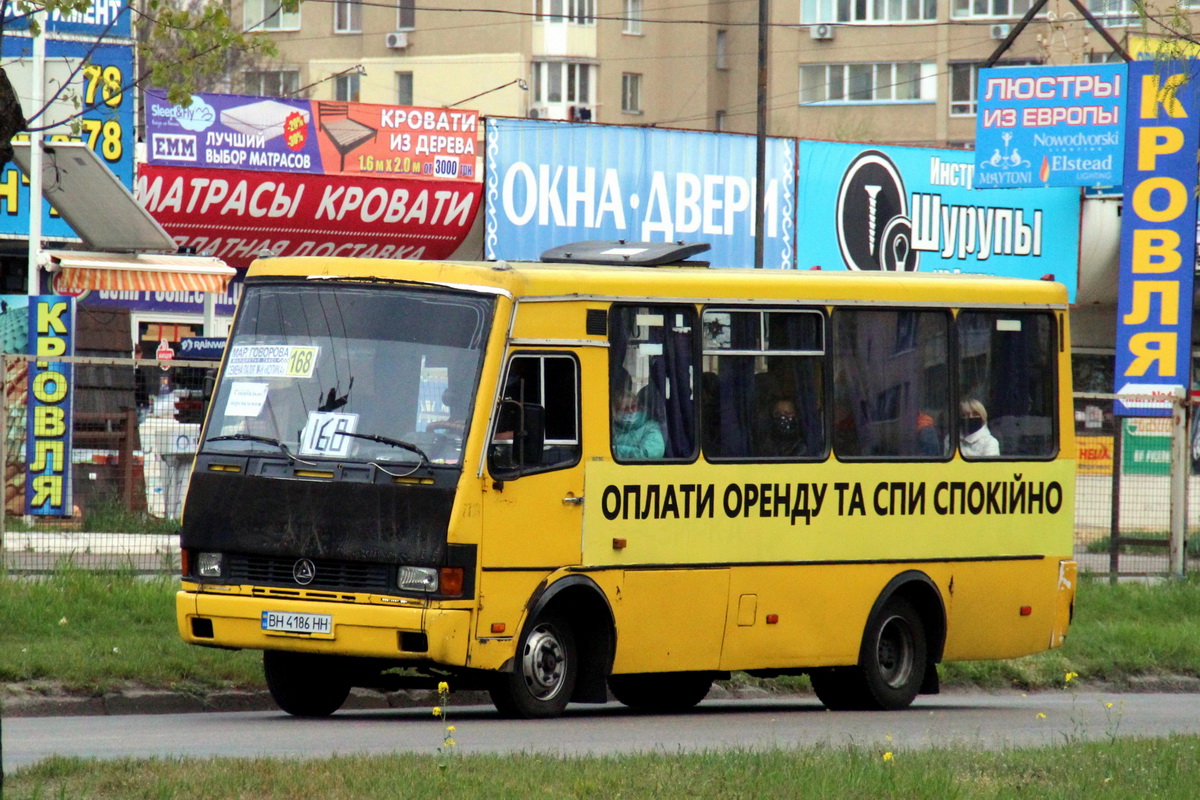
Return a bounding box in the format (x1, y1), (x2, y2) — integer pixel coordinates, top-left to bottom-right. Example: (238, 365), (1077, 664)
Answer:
(489, 611), (577, 719)
(608, 672), (713, 712)
(263, 650), (351, 717)
(811, 596), (927, 711)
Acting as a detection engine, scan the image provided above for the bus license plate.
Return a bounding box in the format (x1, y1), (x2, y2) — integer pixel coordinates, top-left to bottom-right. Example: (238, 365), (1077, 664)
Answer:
(261, 611), (334, 637)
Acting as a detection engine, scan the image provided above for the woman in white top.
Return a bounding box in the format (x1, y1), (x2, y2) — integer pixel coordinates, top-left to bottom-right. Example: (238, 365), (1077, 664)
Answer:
(959, 398), (1000, 457)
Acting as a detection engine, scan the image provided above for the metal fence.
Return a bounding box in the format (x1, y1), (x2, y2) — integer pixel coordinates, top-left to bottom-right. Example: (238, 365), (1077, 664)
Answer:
(2, 353), (213, 573)
(1, 355), (1196, 579)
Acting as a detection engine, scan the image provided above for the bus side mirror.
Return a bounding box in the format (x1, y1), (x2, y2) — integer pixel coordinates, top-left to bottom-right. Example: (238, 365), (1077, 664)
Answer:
(489, 401), (546, 477)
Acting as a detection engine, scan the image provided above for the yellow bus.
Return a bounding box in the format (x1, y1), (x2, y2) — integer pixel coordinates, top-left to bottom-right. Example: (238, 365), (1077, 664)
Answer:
(176, 241), (1077, 719)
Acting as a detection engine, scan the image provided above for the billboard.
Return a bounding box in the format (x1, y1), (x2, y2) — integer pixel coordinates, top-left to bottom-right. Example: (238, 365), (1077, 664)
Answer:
(145, 92), (480, 182)
(1113, 60), (1200, 416)
(0, 35), (135, 241)
(137, 165), (483, 269)
(975, 64), (1127, 188)
(795, 142), (1081, 298)
(484, 118), (797, 269)
(1, 296), (75, 517)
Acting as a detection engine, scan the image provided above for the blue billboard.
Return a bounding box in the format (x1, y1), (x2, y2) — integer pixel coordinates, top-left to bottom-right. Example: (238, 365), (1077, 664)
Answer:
(0, 33), (135, 242)
(1113, 60), (1200, 416)
(484, 119), (796, 269)
(795, 141), (1080, 299)
(975, 64), (1127, 189)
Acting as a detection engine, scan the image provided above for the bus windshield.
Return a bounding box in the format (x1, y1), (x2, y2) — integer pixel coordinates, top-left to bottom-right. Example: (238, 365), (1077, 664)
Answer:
(202, 283), (494, 466)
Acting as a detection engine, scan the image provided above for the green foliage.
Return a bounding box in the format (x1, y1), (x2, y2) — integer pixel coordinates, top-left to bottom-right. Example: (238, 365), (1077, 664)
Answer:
(11, 739), (1200, 799)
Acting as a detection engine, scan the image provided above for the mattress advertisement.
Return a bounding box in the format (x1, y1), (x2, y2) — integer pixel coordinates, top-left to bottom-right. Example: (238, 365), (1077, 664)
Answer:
(137, 165), (483, 269)
(145, 91), (480, 182)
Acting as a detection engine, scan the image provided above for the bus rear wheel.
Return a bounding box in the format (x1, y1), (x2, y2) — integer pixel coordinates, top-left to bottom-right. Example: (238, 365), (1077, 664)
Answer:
(608, 672), (714, 712)
(489, 611), (577, 719)
(263, 650), (352, 717)
(810, 596), (926, 711)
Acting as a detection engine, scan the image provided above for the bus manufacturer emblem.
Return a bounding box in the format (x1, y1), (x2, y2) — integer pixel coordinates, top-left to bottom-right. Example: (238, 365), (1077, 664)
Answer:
(293, 558), (316, 585)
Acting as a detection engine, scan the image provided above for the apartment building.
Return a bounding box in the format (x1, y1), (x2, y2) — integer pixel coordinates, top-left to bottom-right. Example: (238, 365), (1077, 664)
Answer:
(237, 0), (1150, 146)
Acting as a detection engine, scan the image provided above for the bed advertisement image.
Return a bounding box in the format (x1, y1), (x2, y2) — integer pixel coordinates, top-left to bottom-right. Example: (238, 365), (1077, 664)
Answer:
(145, 91), (480, 182)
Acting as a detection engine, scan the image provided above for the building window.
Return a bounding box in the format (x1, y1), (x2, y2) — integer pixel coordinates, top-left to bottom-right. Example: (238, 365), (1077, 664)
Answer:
(536, 0), (595, 23)
(800, 62), (935, 104)
(950, 0), (1031, 16)
(803, 0), (935, 23)
(623, 0), (642, 33)
(716, 30), (728, 69)
(950, 60), (1038, 116)
(244, 0), (300, 31)
(622, 73), (642, 114)
(532, 61), (595, 104)
(335, 73), (361, 102)
(334, 0), (361, 32)
(397, 0), (416, 29)
(1086, 0), (1138, 24)
(396, 71), (413, 105)
(243, 69), (300, 97)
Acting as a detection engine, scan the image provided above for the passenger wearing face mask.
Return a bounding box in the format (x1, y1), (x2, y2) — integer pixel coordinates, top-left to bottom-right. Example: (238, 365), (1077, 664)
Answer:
(760, 397), (806, 457)
(611, 385), (665, 460)
(959, 398), (1000, 457)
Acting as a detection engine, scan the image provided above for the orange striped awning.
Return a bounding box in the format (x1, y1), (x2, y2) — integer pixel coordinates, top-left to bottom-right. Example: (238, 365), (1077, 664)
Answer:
(48, 252), (236, 294)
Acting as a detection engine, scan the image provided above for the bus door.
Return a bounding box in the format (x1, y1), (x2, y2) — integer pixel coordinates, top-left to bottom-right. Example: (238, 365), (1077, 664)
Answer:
(481, 350), (586, 575)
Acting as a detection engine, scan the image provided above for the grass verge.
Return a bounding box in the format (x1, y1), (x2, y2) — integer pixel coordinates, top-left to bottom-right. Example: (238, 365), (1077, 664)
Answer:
(2, 570), (1200, 695)
(9, 737), (1200, 799)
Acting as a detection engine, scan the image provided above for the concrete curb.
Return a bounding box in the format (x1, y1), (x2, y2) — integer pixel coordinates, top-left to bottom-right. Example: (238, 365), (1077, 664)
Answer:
(1, 687), (496, 718)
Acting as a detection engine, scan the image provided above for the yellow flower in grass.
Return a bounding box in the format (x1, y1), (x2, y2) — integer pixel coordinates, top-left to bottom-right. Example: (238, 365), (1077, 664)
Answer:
(432, 706), (442, 717)
(438, 681), (450, 694)
(1036, 712), (1047, 720)
(1064, 671), (1078, 684)
(883, 752), (894, 762)
(447, 725), (456, 733)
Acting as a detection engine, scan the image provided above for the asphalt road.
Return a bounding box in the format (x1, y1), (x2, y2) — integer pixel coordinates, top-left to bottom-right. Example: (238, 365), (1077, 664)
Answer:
(7, 691), (1200, 769)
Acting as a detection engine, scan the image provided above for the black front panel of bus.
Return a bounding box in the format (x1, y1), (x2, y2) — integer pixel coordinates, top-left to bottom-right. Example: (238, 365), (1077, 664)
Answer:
(181, 470), (455, 565)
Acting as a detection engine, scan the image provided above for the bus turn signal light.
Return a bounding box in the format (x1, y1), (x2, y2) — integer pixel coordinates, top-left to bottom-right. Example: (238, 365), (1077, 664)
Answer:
(766, 614), (779, 624)
(491, 623), (506, 634)
(1020, 606), (1032, 616)
(439, 567), (464, 597)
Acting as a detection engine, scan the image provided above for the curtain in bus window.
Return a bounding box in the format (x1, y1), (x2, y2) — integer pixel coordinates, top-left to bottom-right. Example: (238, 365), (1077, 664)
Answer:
(957, 312), (1055, 458)
(832, 309), (950, 459)
(609, 305), (696, 461)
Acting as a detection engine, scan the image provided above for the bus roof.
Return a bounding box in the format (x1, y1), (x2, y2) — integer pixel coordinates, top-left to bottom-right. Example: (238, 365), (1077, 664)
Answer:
(246, 255), (1070, 308)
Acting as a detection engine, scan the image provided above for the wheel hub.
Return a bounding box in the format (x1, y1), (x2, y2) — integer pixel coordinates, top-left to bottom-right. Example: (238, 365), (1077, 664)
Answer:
(521, 625), (566, 700)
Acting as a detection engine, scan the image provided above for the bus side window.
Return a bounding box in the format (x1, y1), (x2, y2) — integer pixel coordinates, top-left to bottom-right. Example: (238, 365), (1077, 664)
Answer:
(957, 312), (1056, 459)
(488, 353), (580, 476)
(608, 304), (697, 462)
(701, 307), (825, 461)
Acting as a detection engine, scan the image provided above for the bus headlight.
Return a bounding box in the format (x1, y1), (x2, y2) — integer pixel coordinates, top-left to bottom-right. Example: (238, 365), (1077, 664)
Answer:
(197, 552), (224, 578)
(397, 566), (439, 592)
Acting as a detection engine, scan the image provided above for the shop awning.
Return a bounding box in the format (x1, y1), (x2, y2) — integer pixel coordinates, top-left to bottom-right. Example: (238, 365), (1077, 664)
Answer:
(47, 252), (236, 294)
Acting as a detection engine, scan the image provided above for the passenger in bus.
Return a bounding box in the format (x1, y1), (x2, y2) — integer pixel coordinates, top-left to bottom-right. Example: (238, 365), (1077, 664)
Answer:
(611, 384), (665, 460)
(916, 411), (942, 456)
(959, 398), (1000, 457)
(759, 397), (806, 457)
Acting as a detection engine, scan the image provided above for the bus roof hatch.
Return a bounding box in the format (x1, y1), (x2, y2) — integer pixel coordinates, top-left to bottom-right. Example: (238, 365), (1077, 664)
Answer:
(539, 241), (711, 267)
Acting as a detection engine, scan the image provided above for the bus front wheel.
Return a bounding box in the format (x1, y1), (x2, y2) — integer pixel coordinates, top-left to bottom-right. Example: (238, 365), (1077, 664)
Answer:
(263, 650), (352, 717)
(490, 611), (578, 719)
(608, 672), (714, 712)
(810, 596), (927, 711)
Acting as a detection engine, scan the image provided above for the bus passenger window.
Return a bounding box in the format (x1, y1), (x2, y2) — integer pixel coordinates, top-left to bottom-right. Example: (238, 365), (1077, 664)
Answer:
(832, 309), (951, 460)
(701, 308), (825, 461)
(957, 312), (1056, 459)
(608, 305), (697, 462)
(488, 354), (580, 475)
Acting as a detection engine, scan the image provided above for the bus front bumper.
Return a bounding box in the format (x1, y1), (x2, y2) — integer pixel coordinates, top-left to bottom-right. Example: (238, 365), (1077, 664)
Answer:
(176, 588), (472, 665)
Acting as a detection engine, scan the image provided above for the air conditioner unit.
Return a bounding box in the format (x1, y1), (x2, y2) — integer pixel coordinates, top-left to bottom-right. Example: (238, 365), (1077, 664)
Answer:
(990, 23), (1011, 40)
(385, 31), (409, 49)
(811, 23), (834, 41)
(528, 105), (546, 119)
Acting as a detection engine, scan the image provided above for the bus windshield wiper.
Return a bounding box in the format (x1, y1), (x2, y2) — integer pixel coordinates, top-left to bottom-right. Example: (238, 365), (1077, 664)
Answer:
(337, 432), (431, 465)
(206, 434), (309, 462)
